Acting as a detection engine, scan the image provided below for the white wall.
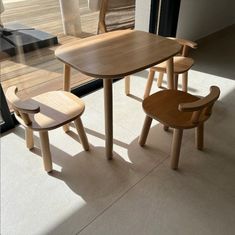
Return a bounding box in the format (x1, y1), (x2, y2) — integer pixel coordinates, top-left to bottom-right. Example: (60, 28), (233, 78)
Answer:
(134, 0), (151, 32)
(177, 0), (235, 40)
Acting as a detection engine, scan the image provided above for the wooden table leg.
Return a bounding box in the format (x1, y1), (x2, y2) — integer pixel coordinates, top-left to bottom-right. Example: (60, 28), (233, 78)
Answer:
(166, 57), (174, 89)
(63, 63), (71, 91)
(63, 64), (71, 132)
(103, 79), (113, 160)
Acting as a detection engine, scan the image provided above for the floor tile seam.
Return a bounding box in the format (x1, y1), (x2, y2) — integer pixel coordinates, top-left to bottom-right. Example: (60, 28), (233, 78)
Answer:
(75, 157), (168, 235)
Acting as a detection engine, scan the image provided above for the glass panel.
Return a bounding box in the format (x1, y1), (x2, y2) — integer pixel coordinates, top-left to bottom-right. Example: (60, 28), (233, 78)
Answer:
(0, 0), (99, 111)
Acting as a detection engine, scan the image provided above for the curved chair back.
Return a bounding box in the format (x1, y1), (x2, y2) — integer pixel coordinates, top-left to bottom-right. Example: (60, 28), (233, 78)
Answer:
(139, 85), (220, 170)
(168, 37), (197, 57)
(6, 86), (40, 126)
(179, 86), (220, 125)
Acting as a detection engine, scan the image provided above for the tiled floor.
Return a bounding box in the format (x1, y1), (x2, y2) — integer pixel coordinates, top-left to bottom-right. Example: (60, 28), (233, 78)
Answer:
(1, 25), (235, 235)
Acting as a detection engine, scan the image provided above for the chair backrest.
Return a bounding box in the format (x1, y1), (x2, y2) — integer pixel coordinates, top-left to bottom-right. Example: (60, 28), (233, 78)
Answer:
(98, 0), (135, 33)
(179, 86), (220, 125)
(6, 86), (40, 126)
(168, 37), (197, 57)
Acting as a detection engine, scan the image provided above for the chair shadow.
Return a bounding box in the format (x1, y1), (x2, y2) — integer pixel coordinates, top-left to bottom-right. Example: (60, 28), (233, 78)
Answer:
(13, 125), (135, 200)
(56, 124), (173, 198)
(11, 121), (218, 235)
(126, 94), (143, 102)
(13, 122), (172, 200)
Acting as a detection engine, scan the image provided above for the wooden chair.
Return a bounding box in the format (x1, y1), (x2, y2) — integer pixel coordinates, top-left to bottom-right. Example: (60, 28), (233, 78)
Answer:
(97, 0), (135, 34)
(139, 86), (220, 170)
(125, 38), (197, 98)
(6, 86), (89, 172)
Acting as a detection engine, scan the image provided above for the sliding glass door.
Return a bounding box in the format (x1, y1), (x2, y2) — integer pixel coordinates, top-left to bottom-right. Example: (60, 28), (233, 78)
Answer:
(0, 0), (182, 133)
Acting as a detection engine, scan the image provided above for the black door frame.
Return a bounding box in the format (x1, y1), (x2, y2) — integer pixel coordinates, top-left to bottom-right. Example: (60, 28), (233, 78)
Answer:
(149, 0), (181, 36)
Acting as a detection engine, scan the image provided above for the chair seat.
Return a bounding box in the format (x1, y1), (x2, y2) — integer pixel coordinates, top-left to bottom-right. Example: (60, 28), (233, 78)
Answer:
(143, 90), (200, 129)
(16, 91), (85, 131)
(152, 56), (194, 74)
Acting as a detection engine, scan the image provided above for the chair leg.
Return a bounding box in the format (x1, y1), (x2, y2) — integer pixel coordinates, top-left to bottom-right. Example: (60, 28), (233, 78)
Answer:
(157, 72), (164, 88)
(39, 131), (52, 172)
(25, 128), (34, 150)
(63, 124), (70, 133)
(174, 74), (179, 90)
(125, 75), (131, 95)
(182, 72), (188, 92)
(144, 69), (155, 99)
(63, 64), (71, 132)
(166, 58), (174, 89)
(195, 123), (204, 150)
(74, 117), (89, 151)
(170, 129), (183, 170)
(139, 116), (153, 146)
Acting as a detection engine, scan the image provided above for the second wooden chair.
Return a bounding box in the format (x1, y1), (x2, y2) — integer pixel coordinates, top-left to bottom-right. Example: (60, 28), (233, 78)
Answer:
(6, 86), (89, 172)
(125, 38), (197, 98)
(143, 38), (197, 98)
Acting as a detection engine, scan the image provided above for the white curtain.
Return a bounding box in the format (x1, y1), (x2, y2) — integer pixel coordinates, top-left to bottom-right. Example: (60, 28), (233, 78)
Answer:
(0, 0), (4, 14)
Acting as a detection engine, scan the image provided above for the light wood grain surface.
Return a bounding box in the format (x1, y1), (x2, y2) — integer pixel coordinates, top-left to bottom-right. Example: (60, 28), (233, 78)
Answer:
(6, 87), (85, 131)
(55, 30), (182, 79)
(151, 56), (194, 74)
(142, 86), (220, 129)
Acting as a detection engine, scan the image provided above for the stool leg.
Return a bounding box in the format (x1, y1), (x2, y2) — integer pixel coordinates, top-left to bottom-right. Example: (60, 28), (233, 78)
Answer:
(157, 72), (164, 88)
(144, 69), (155, 99)
(195, 123), (204, 150)
(26, 128), (34, 150)
(139, 116), (152, 146)
(125, 75), (131, 95)
(63, 124), (70, 133)
(39, 131), (52, 172)
(182, 72), (188, 92)
(63, 64), (71, 132)
(170, 129), (183, 170)
(74, 117), (89, 151)
(174, 74), (179, 90)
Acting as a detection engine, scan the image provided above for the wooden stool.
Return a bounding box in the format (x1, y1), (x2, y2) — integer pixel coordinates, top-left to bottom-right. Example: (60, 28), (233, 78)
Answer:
(6, 86), (89, 172)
